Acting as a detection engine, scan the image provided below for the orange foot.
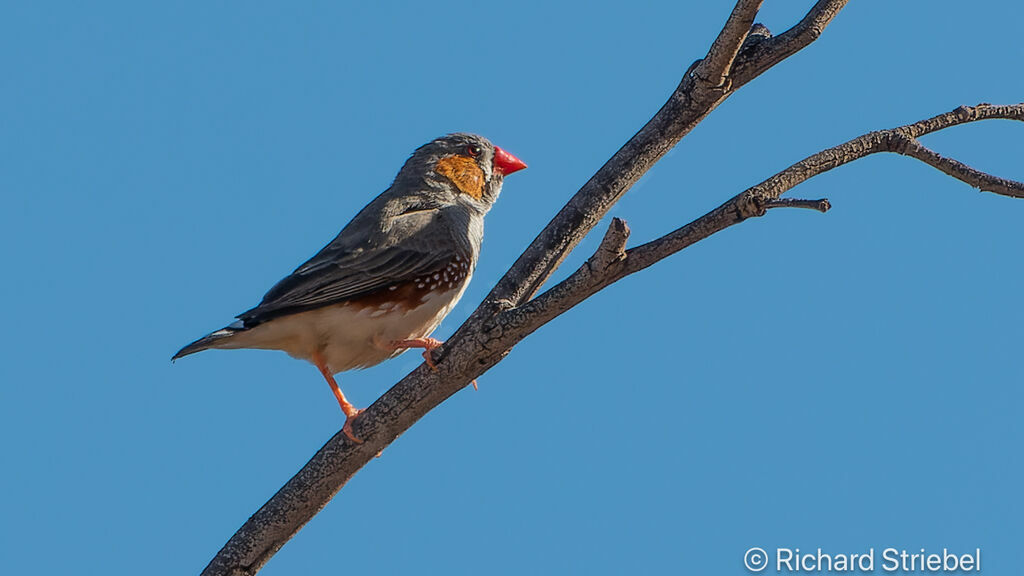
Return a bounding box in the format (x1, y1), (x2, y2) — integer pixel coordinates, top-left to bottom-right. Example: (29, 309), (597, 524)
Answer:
(341, 409), (365, 444)
(383, 337), (478, 390)
(389, 337), (444, 371)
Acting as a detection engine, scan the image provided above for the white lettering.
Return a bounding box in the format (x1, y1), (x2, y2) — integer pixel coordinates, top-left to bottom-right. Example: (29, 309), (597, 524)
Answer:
(777, 548), (794, 570)
(881, 547), (900, 571)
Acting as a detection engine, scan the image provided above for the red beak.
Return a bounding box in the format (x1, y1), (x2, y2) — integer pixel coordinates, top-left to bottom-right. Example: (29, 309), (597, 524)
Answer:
(493, 146), (527, 176)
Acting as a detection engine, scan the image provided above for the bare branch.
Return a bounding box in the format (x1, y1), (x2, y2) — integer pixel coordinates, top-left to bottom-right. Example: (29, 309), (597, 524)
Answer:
(495, 103), (1024, 340)
(477, 0), (849, 311)
(694, 0), (764, 89)
(764, 197), (832, 212)
(892, 134), (1024, 198)
(732, 0), (850, 88)
(589, 218), (631, 272)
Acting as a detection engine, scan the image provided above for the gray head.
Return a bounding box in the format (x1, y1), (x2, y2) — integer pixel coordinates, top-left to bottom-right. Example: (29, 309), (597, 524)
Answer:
(393, 133), (527, 212)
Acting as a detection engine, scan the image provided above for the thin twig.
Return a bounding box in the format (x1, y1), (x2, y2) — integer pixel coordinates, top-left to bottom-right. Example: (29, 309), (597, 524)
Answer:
(764, 197), (832, 212)
(892, 134), (1024, 198)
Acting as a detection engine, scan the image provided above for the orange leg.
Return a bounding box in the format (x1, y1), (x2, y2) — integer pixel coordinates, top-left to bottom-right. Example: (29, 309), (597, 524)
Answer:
(385, 337), (478, 390)
(312, 351), (363, 444)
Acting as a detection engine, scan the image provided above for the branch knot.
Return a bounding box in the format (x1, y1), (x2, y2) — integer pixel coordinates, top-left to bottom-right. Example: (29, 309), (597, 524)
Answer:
(588, 218), (630, 273)
(737, 192), (768, 220)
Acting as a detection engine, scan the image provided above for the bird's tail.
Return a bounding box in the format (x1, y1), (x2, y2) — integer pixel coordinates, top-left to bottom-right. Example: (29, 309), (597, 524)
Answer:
(172, 323), (246, 361)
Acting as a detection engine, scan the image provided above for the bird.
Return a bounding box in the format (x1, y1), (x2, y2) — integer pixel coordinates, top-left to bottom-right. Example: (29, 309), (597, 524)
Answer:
(173, 133), (526, 442)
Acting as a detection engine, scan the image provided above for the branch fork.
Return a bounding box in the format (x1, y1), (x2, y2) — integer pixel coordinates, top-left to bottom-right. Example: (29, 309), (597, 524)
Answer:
(200, 2), (1024, 574)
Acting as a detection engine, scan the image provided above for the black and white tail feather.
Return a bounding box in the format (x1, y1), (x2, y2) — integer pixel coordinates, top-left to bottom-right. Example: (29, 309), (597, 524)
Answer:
(172, 321), (247, 360)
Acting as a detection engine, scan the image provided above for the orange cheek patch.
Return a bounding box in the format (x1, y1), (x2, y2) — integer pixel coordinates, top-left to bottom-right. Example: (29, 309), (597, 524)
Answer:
(434, 156), (485, 200)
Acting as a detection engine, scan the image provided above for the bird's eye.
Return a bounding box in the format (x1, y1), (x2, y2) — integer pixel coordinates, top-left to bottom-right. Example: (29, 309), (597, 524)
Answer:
(466, 145), (482, 157)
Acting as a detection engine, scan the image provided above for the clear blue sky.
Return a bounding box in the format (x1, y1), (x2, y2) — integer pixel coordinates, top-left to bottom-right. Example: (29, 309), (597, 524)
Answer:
(2, 2), (1021, 574)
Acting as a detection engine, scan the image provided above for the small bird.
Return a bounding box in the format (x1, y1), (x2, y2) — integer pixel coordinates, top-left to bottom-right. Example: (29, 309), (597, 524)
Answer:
(174, 133), (526, 442)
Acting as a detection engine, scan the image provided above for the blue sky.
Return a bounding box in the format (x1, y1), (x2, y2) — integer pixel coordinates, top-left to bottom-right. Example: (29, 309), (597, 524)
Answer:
(2, 2), (1021, 574)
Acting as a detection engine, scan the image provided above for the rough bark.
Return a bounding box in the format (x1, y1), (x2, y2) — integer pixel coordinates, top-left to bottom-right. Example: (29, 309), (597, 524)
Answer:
(200, 2), (1024, 574)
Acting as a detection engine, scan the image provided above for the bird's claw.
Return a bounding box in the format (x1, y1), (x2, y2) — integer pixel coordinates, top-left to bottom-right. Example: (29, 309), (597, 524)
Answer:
(422, 349), (439, 372)
(342, 408), (364, 444)
(387, 337), (444, 371)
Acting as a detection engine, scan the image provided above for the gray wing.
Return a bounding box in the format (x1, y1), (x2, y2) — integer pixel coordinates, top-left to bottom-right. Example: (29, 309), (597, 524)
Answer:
(238, 201), (460, 325)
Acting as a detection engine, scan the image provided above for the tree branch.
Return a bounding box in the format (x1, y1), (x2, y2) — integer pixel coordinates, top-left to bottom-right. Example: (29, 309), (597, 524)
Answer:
(491, 103), (1024, 345)
(476, 0), (847, 312)
(588, 217), (631, 273)
(764, 197), (832, 211)
(891, 133), (1024, 198)
(201, 3), (1024, 574)
(731, 0), (850, 88)
(694, 0), (764, 89)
